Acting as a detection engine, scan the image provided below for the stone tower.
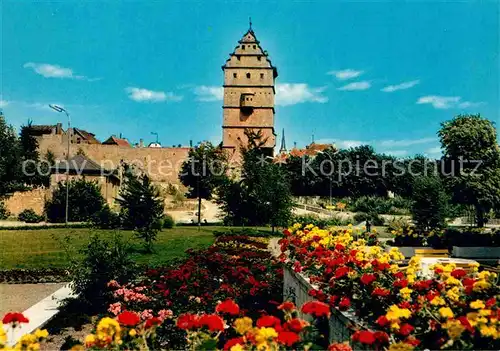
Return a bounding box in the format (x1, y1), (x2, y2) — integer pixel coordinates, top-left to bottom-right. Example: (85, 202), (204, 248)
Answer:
(221, 24), (278, 160)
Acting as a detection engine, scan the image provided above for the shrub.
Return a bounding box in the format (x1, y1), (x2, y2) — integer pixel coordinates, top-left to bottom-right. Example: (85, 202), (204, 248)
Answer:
(349, 195), (411, 215)
(213, 228), (273, 237)
(290, 214), (353, 228)
(162, 214), (175, 229)
(0, 201), (10, 220)
(45, 179), (106, 223)
(69, 233), (136, 311)
(18, 208), (44, 223)
(353, 212), (384, 226)
(91, 205), (121, 229)
(411, 176), (449, 231)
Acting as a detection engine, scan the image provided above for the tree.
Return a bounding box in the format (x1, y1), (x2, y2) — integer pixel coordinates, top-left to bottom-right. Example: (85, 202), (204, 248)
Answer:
(217, 130), (293, 228)
(438, 114), (500, 227)
(19, 121), (51, 187)
(411, 176), (449, 231)
(0, 114), (22, 196)
(45, 178), (106, 222)
(118, 167), (164, 252)
(179, 141), (228, 226)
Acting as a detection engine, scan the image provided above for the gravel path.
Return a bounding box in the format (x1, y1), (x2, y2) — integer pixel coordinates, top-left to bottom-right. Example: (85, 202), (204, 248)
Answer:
(0, 283), (66, 316)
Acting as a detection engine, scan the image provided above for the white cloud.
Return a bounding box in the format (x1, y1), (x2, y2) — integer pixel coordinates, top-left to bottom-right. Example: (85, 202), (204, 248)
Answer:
(379, 137), (436, 147)
(337, 81), (371, 91)
(315, 139), (365, 149)
(425, 146), (442, 156)
(275, 83), (328, 106)
(23, 62), (100, 81)
(417, 95), (484, 110)
(327, 69), (364, 80)
(381, 80), (420, 92)
(125, 87), (182, 102)
(0, 99), (9, 108)
(194, 86), (224, 101)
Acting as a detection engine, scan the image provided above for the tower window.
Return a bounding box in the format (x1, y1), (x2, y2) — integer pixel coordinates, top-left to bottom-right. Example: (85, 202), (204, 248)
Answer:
(257, 56), (261, 61)
(233, 73), (237, 78)
(236, 56), (240, 61)
(242, 45), (245, 50)
(260, 73), (264, 79)
(253, 45), (256, 49)
(246, 73), (251, 78)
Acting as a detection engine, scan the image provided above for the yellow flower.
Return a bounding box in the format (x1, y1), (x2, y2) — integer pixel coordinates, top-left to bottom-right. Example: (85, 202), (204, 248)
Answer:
(390, 322), (400, 330)
(479, 325), (498, 338)
(69, 345), (85, 351)
(470, 300), (486, 309)
(34, 329), (48, 340)
(0, 323), (7, 346)
(479, 309), (491, 317)
(399, 287), (413, 300)
(230, 344), (245, 351)
(234, 317), (253, 335)
(254, 327), (278, 344)
(439, 307), (454, 319)
(85, 334), (96, 347)
(473, 280), (491, 291)
(430, 296), (446, 306)
(386, 305), (411, 321)
(446, 287), (460, 302)
(445, 276), (461, 286)
(129, 329), (137, 337)
(388, 342), (415, 351)
(443, 320), (465, 339)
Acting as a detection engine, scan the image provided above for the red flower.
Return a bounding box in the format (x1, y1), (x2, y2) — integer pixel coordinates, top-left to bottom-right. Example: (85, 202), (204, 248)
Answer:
(301, 301), (331, 317)
(486, 297), (496, 308)
(360, 273), (376, 285)
(338, 297), (351, 310)
(334, 267), (349, 279)
(426, 290), (439, 302)
(335, 244), (345, 251)
(144, 317), (162, 329)
(224, 337), (244, 350)
(256, 315), (281, 328)
(198, 314), (225, 332)
(398, 301), (411, 309)
(284, 318), (307, 333)
(216, 299), (240, 316)
(405, 337), (420, 346)
(176, 313), (199, 330)
(2, 312), (29, 324)
(278, 301), (296, 312)
(372, 287), (390, 297)
(398, 323), (414, 336)
(376, 315), (389, 327)
(451, 268), (467, 279)
(393, 279), (408, 288)
(393, 271), (404, 279)
(373, 331), (389, 344)
(352, 330), (376, 345)
(117, 311), (140, 326)
(277, 331), (300, 346)
(328, 343), (353, 351)
(283, 229), (291, 236)
(457, 316), (474, 333)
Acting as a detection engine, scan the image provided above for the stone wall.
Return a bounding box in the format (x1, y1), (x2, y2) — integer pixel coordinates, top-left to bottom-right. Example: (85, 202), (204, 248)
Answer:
(37, 135), (190, 184)
(4, 188), (51, 216)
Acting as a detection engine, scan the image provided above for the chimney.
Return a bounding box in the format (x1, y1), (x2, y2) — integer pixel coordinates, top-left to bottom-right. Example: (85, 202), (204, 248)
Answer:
(139, 139), (144, 148)
(56, 123), (63, 135)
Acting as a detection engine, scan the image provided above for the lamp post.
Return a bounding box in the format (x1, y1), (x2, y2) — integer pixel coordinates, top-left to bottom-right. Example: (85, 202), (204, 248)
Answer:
(49, 104), (70, 225)
(151, 132), (159, 144)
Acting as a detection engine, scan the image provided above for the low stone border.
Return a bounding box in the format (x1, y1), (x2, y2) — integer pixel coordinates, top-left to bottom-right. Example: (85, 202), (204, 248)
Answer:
(5, 283), (77, 346)
(0, 268), (70, 284)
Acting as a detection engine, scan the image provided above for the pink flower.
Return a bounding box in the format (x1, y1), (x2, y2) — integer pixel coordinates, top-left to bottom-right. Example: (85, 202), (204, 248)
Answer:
(141, 309), (154, 320)
(158, 309), (173, 321)
(108, 302), (122, 316)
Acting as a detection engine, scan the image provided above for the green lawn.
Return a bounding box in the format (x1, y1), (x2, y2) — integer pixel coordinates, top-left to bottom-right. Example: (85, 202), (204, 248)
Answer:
(0, 226), (235, 270)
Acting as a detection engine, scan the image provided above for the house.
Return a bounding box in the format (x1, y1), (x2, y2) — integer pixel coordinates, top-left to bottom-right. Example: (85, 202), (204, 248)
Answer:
(73, 128), (101, 144)
(103, 135), (131, 147)
(51, 154), (120, 205)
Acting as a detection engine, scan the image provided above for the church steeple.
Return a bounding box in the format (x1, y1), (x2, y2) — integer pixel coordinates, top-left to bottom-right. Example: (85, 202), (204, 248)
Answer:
(279, 128), (287, 153)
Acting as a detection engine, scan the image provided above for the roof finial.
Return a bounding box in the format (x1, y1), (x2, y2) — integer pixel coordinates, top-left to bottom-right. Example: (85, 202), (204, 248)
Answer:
(279, 128), (287, 153)
(249, 17), (253, 31)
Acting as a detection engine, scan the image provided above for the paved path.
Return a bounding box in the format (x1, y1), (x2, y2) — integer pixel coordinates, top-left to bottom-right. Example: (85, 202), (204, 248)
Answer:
(0, 283), (66, 316)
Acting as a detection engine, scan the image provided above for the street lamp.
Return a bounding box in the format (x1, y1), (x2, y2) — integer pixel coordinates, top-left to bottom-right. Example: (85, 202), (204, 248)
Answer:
(49, 104), (71, 225)
(151, 132), (159, 144)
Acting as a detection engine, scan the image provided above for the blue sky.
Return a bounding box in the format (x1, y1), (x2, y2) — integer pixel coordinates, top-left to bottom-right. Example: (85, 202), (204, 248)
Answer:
(1, 1), (498, 157)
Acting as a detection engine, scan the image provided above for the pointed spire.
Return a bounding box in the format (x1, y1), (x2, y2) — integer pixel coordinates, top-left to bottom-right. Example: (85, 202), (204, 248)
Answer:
(249, 17), (253, 31)
(279, 128), (287, 153)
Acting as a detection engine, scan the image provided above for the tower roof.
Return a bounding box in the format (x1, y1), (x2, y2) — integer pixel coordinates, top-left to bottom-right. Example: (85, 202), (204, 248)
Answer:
(279, 128), (287, 153)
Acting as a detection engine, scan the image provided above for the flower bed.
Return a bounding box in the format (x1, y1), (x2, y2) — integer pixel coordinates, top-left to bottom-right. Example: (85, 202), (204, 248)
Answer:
(279, 224), (500, 350)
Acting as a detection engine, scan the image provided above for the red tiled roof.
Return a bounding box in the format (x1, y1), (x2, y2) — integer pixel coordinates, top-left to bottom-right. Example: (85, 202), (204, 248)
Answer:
(103, 135), (131, 147)
(74, 128), (101, 144)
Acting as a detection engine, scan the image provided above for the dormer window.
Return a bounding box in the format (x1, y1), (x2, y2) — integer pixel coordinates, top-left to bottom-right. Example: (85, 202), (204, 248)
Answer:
(253, 45), (256, 49)
(233, 73), (237, 78)
(242, 45), (245, 50)
(260, 73), (264, 79)
(236, 56), (240, 61)
(246, 73), (251, 78)
(257, 56), (261, 61)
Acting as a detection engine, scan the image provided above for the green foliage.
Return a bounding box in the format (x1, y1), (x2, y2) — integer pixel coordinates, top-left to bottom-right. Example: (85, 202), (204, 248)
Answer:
(290, 214), (353, 228)
(91, 204), (121, 229)
(217, 130), (293, 227)
(353, 212), (384, 226)
(212, 228), (273, 238)
(18, 208), (44, 223)
(0, 115), (22, 196)
(411, 176), (449, 231)
(117, 168), (164, 252)
(45, 178), (106, 223)
(386, 216), (412, 234)
(0, 201), (10, 220)
(348, 195), (412, 215)
(68, 233), (136, 310)
(179, 142), (228, 200)
(162, 214), (175, 229)
(438, 114), (500, 227)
